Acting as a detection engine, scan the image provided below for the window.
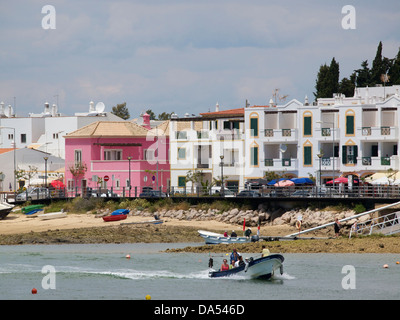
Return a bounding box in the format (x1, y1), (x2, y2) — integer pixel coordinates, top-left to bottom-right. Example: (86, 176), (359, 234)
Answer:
(178, 176), (186, 187)
(303, 116), (312, 136)
(304, 146), (312, 166)
(342, 145), (358, 164)
(20, 134), (26, 144)
(250, 113), (259, 137)
(303, 111), (312, 136)
(144, 149), (155, 160)
(74, 150), (82, 164)
(178, 148), (186, 160)
(250, 146), (258, 166)
(345, 110), (355, 135)
(104, 150), (122, 160)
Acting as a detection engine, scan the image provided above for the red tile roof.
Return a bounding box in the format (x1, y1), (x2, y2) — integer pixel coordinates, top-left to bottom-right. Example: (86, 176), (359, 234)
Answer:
(200, 108), (244, 118)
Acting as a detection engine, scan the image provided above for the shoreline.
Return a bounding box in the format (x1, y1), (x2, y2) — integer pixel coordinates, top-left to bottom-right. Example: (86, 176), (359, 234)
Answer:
(0, 212), (399, 253)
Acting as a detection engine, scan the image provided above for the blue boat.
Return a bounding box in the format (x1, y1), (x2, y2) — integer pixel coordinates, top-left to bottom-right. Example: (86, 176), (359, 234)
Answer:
(209, 254), (284, 279)
(111, 209), (129, 216)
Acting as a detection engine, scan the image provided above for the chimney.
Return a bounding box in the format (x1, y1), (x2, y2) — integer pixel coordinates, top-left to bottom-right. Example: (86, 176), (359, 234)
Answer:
(215, 102), (219, 112)
(142, 112), (151, 129)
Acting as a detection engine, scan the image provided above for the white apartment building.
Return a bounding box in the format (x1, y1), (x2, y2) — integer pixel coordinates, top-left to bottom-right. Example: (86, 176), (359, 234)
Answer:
(245, 85), (400, 184)
(169, 104), (245, 192)
(0, 101), (124, 159)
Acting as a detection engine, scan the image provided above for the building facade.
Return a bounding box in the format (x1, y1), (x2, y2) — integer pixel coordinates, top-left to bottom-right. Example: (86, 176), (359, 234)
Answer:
(244, 85), (400, 184)
(64, 118), (170, 196)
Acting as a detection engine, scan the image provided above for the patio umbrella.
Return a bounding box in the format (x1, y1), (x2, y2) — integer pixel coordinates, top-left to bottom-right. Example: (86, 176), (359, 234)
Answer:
(50, 180), (65, 189)
(369, 176), (393, 185)
(326, 177), (348, 184)
(291, 178), (314, 185)
(274, 180), (295, 187)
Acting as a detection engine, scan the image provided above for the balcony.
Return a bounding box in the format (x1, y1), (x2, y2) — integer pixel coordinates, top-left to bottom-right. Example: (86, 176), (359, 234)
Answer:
(358, 126), (398, 141)
(216, 129), (243, 140)
(263, 128), (298, 142)
(263, 158), (297, 171)
(317, 127), (340, 140)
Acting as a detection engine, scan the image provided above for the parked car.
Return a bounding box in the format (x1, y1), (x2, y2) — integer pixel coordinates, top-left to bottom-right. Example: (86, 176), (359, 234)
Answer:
(210, 186), (235, 197)
(16, 187), (50, 201)
(314, 188), (340, 197)
(236, 190), (260, 197)
(139, 190), (167, 198)
(91, 188), (119, 198)
(291, 190), (311, 197)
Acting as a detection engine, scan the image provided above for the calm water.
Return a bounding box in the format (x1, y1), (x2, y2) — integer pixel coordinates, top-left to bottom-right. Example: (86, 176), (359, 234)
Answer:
(0, 243), (399, 300)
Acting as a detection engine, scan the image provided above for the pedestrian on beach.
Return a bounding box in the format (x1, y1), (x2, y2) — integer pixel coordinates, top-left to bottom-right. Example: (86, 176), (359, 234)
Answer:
(334, 218), (341, 237)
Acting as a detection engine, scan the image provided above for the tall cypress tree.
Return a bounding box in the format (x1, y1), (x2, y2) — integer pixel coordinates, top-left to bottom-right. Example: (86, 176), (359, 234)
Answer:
(314, 58), (340, 99)
(370, 41), (385, 85)
(389, 47), (400, 85)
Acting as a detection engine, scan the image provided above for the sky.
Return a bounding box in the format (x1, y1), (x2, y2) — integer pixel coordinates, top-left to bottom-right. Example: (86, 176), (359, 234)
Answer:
(0, 0), (400, 119)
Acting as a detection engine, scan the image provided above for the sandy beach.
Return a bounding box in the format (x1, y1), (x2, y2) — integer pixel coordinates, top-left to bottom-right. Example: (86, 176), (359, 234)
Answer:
(1, 211), (399, 253)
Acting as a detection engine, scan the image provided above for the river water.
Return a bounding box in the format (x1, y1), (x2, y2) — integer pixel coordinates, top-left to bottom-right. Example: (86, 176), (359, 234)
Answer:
(0, 243), (399, 300)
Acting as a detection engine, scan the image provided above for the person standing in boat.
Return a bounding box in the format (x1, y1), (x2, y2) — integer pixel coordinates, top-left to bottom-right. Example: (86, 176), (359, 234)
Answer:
(230, 230), (237, 237)
(230, 248), (241, 266)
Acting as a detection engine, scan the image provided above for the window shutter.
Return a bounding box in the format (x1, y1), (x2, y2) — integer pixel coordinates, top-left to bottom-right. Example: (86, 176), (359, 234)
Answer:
(346, 116), (354, 135)
(250, 118), (258, 137)
(342, 146), (347, 164)
(353, 145), (358, 164)
(304, 146), (312, 165)
(303, 117), (312, 135)
(251, 147), (258, 166)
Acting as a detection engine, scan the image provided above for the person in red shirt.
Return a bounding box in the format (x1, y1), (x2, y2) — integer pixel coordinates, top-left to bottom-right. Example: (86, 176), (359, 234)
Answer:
(220, 259), (230, 271)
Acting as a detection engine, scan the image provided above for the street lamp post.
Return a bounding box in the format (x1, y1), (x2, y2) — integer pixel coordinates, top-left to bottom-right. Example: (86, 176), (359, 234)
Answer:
(317, 152), (323, 189)
(44, 157), (49, 189)
(127, 156), (132, 197)
(220, 155), (224, 197)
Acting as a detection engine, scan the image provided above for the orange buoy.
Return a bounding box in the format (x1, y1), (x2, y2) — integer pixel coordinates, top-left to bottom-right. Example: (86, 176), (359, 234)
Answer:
(383, 264), (389, 269)
(32, 288), (37, 294)
(396, 261), (399, 265)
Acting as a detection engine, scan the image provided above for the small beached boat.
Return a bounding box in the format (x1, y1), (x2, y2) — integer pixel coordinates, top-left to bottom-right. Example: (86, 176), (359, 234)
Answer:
(209, 254), (284, 279)
(120, 219), (163, 225)
(25, 208), (44, 218)
(103, 214), (127, 222)
(111, 209), (130, 216)
(38, 211), (67, 220)
(22, 204), (45, 214)
(198, 230), (251, 245)
(0, 202), (14, 220)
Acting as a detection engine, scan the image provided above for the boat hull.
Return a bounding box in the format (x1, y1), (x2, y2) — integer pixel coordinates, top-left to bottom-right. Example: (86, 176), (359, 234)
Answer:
(0, 202), (14, 220)
(198, 230), (250, 244)
(38, 212), (67, 220)
(103, 214), (127, 222)
(209, 254), (284, 279)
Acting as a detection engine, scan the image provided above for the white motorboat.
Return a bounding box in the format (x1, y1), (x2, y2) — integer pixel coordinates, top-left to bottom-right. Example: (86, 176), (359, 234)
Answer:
(198, 230), (251, 244)
(0, 202), (14, 220)
(38, 211), (67, 220)
(208, 254), (284, 279)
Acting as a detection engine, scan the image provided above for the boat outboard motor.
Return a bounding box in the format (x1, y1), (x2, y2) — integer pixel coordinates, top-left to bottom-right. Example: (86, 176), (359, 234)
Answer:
(208, 257), (213, 268)
(251, 235), (259, 242)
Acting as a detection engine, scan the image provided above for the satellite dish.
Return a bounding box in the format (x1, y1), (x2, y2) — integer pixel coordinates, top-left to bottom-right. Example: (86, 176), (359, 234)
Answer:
(280, 144), (287, 153)
(95, 102), (105, 113)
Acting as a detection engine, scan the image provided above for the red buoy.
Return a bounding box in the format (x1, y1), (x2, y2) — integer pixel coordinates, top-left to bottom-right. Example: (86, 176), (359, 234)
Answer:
(32, 288), (37, 294)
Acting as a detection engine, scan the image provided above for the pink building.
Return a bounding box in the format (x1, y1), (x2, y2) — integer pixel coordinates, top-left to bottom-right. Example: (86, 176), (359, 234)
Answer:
(64, 118), (170, 196)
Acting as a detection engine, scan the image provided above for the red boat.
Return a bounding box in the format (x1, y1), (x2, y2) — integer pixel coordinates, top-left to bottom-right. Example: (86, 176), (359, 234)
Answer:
(102, 214), (127, 222)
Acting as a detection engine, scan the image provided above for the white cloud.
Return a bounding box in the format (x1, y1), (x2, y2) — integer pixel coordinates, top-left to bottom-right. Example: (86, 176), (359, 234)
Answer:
(0, 0), (399, 117)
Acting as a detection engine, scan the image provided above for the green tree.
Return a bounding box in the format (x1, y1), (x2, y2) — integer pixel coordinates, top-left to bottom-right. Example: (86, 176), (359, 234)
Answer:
(370, 41), (385, 85)
(389, 47), (400, 85)
(314, 58), (340, 99)
(354, 60), (371, 87)
(145, 109), (156, 120)
(339, 72), (356, 97)
(157, 112), (174, 120)
(111, 102), (130, 120)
